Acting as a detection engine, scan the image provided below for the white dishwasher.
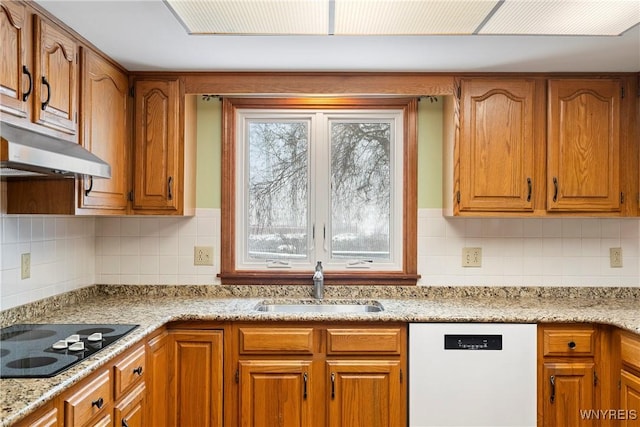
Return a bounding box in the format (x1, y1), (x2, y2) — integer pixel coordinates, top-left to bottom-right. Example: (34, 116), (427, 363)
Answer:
(409, 323), (537, 427)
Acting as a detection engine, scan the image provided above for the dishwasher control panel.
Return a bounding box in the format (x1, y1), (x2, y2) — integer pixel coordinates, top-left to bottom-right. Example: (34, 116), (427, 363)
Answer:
(444, 334), (502, 350)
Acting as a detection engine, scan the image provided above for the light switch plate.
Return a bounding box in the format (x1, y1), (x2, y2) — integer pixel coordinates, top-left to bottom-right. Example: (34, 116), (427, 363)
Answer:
(21, 253), (31, 279)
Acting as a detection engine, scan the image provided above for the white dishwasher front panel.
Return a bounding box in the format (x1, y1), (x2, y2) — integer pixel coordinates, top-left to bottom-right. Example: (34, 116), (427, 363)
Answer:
(409, 323), (537, 427)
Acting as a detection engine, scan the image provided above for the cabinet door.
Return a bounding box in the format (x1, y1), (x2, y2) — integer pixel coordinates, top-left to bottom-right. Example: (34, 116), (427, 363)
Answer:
(146, 331), (169, 427)
(238, 360), (313, 427)
(548, 79), (621, 212)
(13, 403), (59, 427)
(114, 384), (145, 427)
(33, 15), (77, 134)
(79, 48), (129, 213)
(327, 360), (404, 427)
(458, 79), (536, 212)
(542, 362), (595, 427)
(0, 1), (31, 118)
(132, 78), (181, 212)
(621, 370), (640, 426)
(169, 330), (223, 427)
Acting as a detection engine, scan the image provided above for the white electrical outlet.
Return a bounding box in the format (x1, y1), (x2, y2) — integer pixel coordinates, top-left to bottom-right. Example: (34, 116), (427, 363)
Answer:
(194, 246), (214, 266)
(610, 247), (623, 268)
(21, 253), (31, 279)
(462, 247), (482, 267)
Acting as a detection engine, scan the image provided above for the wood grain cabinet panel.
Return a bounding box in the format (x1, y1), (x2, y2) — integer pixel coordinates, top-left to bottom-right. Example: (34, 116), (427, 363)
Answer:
(132, 78), (180, 212)
(327, 361), (403, 427)
(620, 370), (640, 426)
(0, 0), (31, 119)
(547, 78), (622, 212)
(169, 330), (224, 427)
(457, 78), (537, 212)
(541, 362), (596, 427)
(146, 330), (169, 427)
(33, 14), (77, 135)
(79, 48), (129, 213)
(114, 384), (146, 427)
(113, 343), (145, 400)
(239, 360), (314, 427)
(13, 402), (59, 427)
(63, 370), (112, 427)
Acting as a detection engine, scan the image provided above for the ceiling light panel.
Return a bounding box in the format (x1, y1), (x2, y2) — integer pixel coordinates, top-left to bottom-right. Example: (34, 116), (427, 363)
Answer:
(479, 0), (640, 36)
(333, 0), (500, 35)
(166, 0), (329, 35)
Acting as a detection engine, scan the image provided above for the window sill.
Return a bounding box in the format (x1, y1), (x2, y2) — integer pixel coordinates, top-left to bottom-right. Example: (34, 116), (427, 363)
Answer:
(218, 271), (420, 286)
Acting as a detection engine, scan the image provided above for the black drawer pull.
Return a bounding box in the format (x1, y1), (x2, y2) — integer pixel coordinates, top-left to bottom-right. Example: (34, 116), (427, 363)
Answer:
(91, 397), (104, 409)
(568, 341), (576, 349)
(133, 366), (143, 376)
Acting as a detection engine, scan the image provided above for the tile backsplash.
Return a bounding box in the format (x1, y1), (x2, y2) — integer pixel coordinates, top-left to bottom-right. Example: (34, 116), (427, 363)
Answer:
(1, 208), (638, 310)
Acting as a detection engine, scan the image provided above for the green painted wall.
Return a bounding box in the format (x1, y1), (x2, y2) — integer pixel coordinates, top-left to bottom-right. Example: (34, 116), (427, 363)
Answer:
(194, 97), (444, 209)
(195, 97), (222, 208)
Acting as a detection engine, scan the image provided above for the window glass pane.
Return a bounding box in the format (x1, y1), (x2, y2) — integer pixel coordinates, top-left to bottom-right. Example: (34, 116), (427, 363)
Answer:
(247, 121), (309, 260)
(330, 121), (391, 260)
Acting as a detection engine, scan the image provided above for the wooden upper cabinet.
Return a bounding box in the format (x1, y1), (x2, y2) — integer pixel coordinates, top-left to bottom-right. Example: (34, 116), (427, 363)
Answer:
(33, 14), (78, 135)
(458, 78), (537, 212)
(547, 79), (622, 212)
(0, 1), (31, 119)
(79, 48), (129, 213)
(132, 78), (181, 212)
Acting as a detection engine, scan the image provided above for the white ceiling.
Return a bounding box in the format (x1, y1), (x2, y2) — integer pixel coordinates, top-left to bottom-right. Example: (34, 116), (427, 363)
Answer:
(36, 0), (640, 73)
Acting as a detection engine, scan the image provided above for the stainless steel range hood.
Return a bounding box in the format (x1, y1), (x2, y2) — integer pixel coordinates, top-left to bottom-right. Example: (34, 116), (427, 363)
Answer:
(1, 122), (111, 179)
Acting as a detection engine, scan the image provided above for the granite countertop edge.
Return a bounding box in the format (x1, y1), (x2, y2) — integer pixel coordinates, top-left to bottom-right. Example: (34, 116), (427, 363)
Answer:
(1, 284), (639, 426)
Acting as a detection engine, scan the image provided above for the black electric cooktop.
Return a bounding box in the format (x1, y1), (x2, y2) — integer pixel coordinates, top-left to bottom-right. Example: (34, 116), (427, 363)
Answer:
(0, 323), (138, 378)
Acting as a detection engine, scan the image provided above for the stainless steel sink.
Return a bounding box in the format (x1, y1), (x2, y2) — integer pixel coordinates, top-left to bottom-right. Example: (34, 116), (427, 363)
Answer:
(254, 301), (383, 313)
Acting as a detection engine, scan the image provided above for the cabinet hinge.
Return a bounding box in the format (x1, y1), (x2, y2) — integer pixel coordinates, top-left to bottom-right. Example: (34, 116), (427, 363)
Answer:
(618, 379), (622, 390)
(621, 86), (625, 98)
(593, 371), (598, 386)
(400, 369), (403, 384)
(129, 86), (135, 98)
(456, 191), (461, 204)
(235, 369), (239, 384)
(128, 191), (134, 202)
(457, 85), (461, 99)
(620, 192), (625, 204)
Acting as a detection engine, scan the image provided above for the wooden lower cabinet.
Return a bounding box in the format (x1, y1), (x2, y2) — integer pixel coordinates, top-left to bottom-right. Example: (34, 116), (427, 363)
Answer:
(619, 331), (640, 426)
(233, 323), (407, 427)
(541, 362), (595, 427)
(326, 361), (402, 427)
(238, 360), (314, 427)
(146, 330), (170, 427)
(169, 329), (224, 427)
(13, 402), (60, 427)
(114, 384), (146, 427)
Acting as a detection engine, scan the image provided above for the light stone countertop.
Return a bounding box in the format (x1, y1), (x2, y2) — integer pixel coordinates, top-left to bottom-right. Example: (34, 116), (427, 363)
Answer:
(1, 284), (639, 426)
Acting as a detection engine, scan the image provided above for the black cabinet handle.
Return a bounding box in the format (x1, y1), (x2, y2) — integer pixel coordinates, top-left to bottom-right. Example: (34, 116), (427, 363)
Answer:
(168, 176), (173, 200)
(330, 372), (335, 400)
(526, 177), (532, 202)
(91, 397), (104, 409)
(133, 366), (143, 376)
(84, 176), (93, 197)
(568, 341), (576, 349)
(550, 376), (556, 403)
(303, 372), (308, 399)
(41, 76), (51, 110)
(22, 66), (32, 102)
(552, 177), (558, 202)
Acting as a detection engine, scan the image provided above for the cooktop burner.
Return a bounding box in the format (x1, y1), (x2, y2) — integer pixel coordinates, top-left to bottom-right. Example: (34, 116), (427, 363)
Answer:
(0, 323), (138, 378)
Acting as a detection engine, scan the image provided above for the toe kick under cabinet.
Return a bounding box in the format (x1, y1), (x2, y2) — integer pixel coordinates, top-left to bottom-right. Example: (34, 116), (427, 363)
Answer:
(230, 322), (407, 427)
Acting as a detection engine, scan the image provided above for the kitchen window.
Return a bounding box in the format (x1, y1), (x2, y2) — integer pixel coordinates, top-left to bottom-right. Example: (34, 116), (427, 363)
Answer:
(220, 97), (419, 285)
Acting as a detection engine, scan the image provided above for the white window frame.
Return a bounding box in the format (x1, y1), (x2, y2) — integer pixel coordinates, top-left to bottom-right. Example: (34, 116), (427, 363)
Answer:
(235, 108), (404, 272)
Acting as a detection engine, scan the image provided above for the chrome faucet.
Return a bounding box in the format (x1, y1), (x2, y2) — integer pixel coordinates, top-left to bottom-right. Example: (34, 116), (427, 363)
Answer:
(312, 261), (324, 299)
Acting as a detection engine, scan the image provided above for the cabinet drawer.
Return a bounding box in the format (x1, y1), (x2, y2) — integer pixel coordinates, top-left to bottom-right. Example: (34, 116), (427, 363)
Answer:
(326, 328), (402, 355)
(114, 344), (146, 400)
(542, 326), (596, 357)
(239, 328), (314, 354)
(621, 333), (640, 371)
(64, 370), (111, 427)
